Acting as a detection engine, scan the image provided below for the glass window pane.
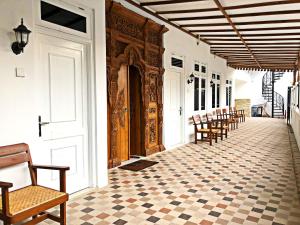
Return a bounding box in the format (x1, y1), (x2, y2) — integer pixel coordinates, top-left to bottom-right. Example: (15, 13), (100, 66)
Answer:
(226, 87), (229, 106)
(41, 1), (87, 33)
(212, 83), (215, 108)
(229, 86), (232, 107)
(217, 84), (220, 108)
(194, 77), (199, 111)
(201, 79), (206, 110)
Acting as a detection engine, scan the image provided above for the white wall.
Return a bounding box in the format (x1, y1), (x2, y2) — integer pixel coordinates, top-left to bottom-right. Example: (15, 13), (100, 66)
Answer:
(114, 0), (235, 147)
(291, 84), (300, 148)
(0, 0), (107, 190)
(235, 70), (293, 116)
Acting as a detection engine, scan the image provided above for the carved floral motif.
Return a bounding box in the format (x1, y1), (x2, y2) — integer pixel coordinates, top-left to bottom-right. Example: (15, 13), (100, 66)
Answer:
(147, 51), (160, 67)
(149, 74), (157, 102)
(106, 1), (167, 168)
(115, 89), (125, 127)
(111, 14), (143, 40)
(148, 31), (159, 45)
(149, 119), (156, 144)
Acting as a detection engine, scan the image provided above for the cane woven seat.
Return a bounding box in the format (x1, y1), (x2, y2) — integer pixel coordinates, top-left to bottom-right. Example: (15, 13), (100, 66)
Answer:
(0, 185), (66, 216)
(197, 128), (219, 133)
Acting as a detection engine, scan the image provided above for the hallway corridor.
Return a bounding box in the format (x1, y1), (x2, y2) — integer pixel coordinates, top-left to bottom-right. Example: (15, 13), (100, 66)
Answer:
(46, 118), (300, 225)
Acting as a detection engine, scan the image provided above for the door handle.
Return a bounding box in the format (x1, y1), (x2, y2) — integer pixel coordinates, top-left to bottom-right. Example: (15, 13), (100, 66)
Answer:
(38, 115), (50, 137)
(179, 107), (183, 116)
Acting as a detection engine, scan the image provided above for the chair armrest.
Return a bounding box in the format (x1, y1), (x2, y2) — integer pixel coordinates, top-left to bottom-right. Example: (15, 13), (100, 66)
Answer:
(32, 165), (70, 171)
(32, 165), (69, 192)
(0, 181), (13, 188)
(0, 181), (12, 216)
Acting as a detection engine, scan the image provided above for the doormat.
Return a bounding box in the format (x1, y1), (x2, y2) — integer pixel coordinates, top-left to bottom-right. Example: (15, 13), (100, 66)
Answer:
(119, 160), (158, 171)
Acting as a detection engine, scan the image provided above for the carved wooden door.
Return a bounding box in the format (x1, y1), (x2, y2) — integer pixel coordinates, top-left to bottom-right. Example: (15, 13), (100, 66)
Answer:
(116, 64), (130, 161)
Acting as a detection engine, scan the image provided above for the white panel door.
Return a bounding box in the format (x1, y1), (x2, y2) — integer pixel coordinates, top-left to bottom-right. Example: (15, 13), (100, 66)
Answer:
(37, 34), (89, 194)
(164, 71), (182, 147)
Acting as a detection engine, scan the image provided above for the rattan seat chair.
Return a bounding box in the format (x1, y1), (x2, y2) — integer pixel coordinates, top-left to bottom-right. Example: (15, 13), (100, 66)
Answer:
(0, 143), (69, 225)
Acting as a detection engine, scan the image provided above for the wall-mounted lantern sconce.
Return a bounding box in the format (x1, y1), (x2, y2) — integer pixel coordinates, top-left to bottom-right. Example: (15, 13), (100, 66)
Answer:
(11, 18), (31, 55)
(210, 80), (214, 87)
(187, 73), (195, 84)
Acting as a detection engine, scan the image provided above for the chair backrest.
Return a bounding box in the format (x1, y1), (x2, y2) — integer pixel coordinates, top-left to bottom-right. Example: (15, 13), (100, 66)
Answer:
(192, 114), (201, 125)
(222, 108), (227, 114)
(0, 143), (32, 169)
(216, 109), (222, 115)
(206, 113), (213, 121)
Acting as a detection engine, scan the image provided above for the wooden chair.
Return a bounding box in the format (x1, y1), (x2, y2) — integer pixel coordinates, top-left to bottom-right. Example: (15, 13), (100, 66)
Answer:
(215, 109), (230, 138)
(0, 143), (70, 225)
(192, 115), (218, 146)
(231, 107), (245, 122)
(222, 108), (239, 130)
(206, 112), (228, 140)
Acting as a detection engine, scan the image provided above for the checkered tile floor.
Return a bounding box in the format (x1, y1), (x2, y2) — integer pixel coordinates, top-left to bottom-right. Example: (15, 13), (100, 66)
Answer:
(42, 118), (300, 225)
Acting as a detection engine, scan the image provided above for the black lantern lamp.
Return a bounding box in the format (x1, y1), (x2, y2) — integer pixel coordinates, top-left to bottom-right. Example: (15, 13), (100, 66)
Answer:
(210, 80), (214, 87)
(187, 73), (195, 84)
(11, 18), (31, 55)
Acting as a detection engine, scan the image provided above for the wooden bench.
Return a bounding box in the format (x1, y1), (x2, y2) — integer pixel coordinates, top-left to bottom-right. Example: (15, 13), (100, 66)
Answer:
(192, 115), (219, 146)
(0, 143), (69, 225)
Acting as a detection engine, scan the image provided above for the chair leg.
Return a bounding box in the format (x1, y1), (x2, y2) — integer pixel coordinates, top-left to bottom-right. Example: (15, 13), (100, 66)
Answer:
(215, 133), (218, 143)
(60, 203), (66, 225)
(209, 133), (212, 146)
(220, 128), (223, 140)
(194, 132), (197, 144)
(225, 129), (228, 138)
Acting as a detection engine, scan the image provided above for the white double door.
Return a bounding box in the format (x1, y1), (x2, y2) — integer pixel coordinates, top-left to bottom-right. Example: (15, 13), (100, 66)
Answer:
(164, 70), (183, 148)
(36, 34), (89, 194)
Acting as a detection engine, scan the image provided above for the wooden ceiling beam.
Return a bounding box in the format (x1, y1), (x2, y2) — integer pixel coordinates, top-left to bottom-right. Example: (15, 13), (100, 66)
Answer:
(212, 0), (261, 68)
(201, 33), (300, 37)
(169, 10), (300, 21)
(180, 19), (300, 27)
(140, 0), (207, 6)
(210, 42), (300, 46)
(208, 38), (300, 41)
(191, 26), (300, 33)
(158, 1), (300, 14)
(211, 46), (300, 49)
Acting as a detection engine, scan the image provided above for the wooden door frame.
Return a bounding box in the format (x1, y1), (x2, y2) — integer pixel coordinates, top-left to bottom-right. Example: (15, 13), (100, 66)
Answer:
(107, 45), (146, 167)
(106, 0), (168, 168)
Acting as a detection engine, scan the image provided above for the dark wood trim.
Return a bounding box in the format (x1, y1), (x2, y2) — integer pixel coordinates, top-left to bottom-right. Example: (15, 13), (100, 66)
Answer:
(192, 26), (300, 33)
(158, 1), (300, 14)
(202, 33), (300, 37)
(211, 46), (300, 49)
(209, 38), (300, 41)
(181, 19), (300, 27)
(169, 10), (300, 21)
(210, 42), (300, 46)
(141, 0), (206, 6)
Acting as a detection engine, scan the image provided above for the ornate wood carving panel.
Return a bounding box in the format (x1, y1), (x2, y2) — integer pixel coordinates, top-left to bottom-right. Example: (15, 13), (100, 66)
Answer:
(106, 0), (168, 168)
